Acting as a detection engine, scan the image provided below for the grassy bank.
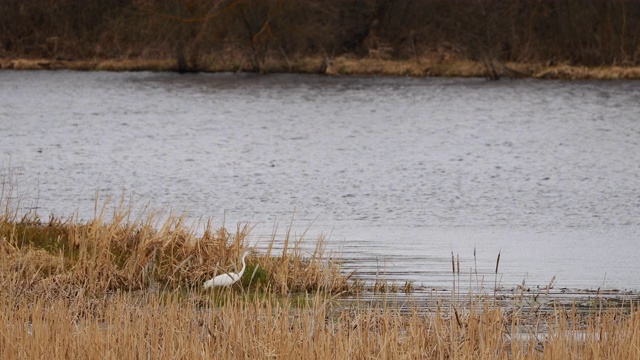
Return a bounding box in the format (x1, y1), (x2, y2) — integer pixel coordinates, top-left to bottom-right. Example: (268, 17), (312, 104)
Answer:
(0, 203), (349, 301)
(3, 56), (640, 80)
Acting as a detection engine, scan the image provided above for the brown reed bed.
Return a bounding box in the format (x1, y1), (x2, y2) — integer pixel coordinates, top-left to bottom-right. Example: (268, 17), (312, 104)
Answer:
(1, 284), (639, 359)
(1, 189), (640, 358)
(0, 210), (349, 303)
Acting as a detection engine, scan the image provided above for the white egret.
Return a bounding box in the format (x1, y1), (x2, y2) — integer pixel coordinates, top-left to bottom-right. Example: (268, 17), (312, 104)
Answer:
(204, 251), (250, 288)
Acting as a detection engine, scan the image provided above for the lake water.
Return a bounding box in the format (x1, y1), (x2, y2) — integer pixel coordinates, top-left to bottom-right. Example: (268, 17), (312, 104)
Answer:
(1, 71), (639, 291)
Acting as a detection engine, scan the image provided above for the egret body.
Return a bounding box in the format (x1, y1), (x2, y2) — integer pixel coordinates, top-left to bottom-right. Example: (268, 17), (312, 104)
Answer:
(204, 251), (250, 288)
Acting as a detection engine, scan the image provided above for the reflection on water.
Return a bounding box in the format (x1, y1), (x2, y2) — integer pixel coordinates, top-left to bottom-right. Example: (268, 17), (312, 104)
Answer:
(1, 71), (639, 290)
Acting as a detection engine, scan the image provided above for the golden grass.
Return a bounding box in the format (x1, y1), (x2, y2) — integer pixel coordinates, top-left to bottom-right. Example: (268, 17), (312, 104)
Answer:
(0, 198), (350, 302)
(534, 64), (640, 80)
(1, 287), (639, 359)
(3, 55), (640, 79)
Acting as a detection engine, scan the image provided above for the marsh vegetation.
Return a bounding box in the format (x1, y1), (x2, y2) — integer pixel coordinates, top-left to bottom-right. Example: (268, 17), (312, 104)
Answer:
(1, 179), (639, 359)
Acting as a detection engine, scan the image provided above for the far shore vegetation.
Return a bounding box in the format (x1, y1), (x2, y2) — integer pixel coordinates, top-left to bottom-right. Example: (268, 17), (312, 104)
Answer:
(2, 0), (640, 79)
(5, 56), (640, 80)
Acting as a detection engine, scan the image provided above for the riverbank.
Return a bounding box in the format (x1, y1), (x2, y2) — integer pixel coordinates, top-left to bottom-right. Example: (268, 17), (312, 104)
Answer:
(3, 56), (640, 80)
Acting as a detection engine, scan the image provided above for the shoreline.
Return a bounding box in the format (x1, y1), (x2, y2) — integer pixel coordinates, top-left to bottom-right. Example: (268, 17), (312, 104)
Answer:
(3, 56), (640, 80)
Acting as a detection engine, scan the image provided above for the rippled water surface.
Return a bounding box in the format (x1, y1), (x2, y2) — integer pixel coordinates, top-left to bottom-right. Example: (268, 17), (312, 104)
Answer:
(2, 71), (639, 290)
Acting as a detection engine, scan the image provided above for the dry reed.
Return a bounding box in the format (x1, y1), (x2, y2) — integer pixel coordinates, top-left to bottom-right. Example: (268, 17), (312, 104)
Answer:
(1, 288), (639, 359)
(0, 193), (350, 304)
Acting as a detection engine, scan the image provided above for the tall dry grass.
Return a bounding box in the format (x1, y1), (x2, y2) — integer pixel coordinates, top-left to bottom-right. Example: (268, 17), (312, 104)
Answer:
(1, 288), (639, 359)
(0, 190), (350, 305)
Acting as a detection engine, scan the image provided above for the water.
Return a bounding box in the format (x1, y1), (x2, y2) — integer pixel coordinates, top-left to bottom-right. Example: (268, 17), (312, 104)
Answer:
(1, 71), (639, 291)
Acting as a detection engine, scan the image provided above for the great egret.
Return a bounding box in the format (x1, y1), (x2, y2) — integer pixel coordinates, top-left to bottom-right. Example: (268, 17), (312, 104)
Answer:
(204, 251), (250, 288)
